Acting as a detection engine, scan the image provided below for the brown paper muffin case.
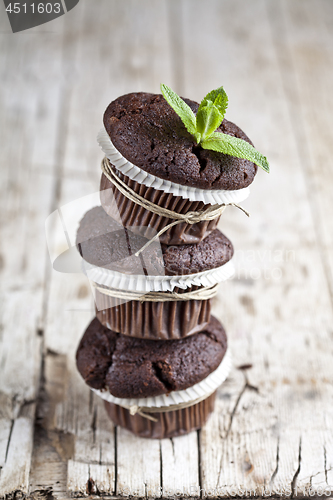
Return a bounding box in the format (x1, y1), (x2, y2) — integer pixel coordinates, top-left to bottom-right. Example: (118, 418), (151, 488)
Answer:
(103, 391), (216, 439)
(100, 168), (222, 245)
(95, 285), (211, 340)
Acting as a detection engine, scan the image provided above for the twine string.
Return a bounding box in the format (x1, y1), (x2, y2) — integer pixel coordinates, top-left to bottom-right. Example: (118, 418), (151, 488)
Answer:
(101, 157), (249, 256)
(126, 391), (216, 421)
(129, 406), (159, 422)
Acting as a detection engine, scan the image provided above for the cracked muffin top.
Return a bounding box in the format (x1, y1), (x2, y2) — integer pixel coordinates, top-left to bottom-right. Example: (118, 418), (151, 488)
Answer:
(76, 316), (227, 398)
(76, 207), (234, 276)
(103, 92), (257, 191)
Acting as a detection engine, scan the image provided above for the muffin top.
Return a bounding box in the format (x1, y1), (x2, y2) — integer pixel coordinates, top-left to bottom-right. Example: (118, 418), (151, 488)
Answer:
(76, 316), (227, 398)
(76, 206), (234, 276)
(104, 92), (257, 191)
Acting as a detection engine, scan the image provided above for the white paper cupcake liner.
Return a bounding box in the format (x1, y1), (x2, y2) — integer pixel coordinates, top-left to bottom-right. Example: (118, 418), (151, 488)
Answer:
(82, 258), (235, 292)
(97, 128), (250, 205)
(92, 349), (232, 409)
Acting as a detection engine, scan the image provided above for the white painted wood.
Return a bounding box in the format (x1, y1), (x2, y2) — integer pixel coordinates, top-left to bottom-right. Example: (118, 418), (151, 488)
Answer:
(160, 433), (200, 497)
(182, 0), (333, 497)
(116, 428), (161, 497)
(63, 0), (172, 180)
(67, 460), (89, 496)
(0, 420), (12, 468)
(0, 7), (65, 496)
(0, 418), (35, 496)
(42, 1), (174, 496)
(88, 463), (115, 496)
(0, 96), (58, 497)
(1, 0), (333, 497)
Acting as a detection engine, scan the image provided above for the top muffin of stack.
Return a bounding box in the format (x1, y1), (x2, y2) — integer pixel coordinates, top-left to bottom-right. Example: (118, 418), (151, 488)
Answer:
(103, 92), (257, 191)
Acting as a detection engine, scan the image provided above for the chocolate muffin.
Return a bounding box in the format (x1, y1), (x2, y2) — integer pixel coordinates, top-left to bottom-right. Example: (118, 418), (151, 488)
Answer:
(76, 206), (234, 276)
(76, 316), (227, 399)
(103, 392), (216, 439)
(103, 92), (257, 191)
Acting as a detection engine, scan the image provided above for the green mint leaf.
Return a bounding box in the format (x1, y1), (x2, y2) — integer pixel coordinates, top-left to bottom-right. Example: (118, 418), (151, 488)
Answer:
(197, 86), (228, 122)
(196, 104), (224, 142)
(193, 131), (201, 143)
(160, 84), (197, 137)
(201, 132), (270, 172)
(160, 83), (269, 172)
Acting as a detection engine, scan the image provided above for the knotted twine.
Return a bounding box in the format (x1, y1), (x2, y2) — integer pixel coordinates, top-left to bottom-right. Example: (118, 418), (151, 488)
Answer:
(121, 391), (216, 422)
(101, 157), (249, 256)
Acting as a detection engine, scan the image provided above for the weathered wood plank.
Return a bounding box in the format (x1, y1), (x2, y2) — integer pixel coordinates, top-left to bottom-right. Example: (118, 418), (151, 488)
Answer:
(63, 0), (173, 180)
(44, 184), (114, 498)
(0, 420), (12, 469)
(0, 417), (35, 496)
(2, 0), (333, 497)
(0, 9), (71, 497)
(116, 428), (161, 497)
(267, 0), (333, 304)
(0, 73), (61, 498)
(182, 0), (333, 497)
(67, 460), (89, 497)
(160, 433), (200, 497)
(41, 1), (175, 496)
(267, 1), (333, 494)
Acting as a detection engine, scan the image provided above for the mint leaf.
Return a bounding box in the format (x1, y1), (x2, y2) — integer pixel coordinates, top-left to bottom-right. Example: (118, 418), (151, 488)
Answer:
(160, 83), (269, 173)
(196, 104), (224, 142)
(197, 87), (228, 121)
(196, 86), (228, 141)
(160, 84), (197, 137)
(201, 132), (270, 172)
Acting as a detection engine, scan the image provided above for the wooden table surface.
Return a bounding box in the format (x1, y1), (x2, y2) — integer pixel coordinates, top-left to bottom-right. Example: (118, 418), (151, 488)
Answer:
(1, 0), (333, 498)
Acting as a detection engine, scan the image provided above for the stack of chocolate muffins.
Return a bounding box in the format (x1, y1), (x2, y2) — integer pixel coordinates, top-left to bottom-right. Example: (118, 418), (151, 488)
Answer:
(75, 92), (257, 439)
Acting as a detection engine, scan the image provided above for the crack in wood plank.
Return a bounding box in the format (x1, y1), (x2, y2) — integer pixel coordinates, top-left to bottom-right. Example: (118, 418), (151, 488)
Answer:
(159, 442), (163, 495)
(4, 420), (13, 461)
(197, 430), (202, 499)
(291, 437), (302, 498)
(91, 408), (97, 446)
(324, 445), (328, 485)
(225, 374), (259, 441)
(215, 379), (248, 489)
(270, 438), (280, 487)
(114, 426), (117, 497)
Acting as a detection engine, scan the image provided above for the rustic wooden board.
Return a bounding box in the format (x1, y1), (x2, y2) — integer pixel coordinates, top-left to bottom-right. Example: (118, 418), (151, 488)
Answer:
(1, 0), (333, 498)
(0, 9), (65, 495)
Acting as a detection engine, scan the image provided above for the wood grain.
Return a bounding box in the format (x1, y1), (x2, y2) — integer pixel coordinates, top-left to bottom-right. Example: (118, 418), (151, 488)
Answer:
(1, 0), (333, 498)
(0, 11), (65, 494)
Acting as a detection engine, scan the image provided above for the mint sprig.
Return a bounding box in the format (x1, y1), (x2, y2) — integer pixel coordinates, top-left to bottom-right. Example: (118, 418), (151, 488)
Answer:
(160, 83), (269, 173)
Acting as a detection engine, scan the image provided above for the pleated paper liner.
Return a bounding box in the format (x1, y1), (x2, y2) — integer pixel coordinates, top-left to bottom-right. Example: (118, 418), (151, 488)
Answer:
(95, 284), (211, 340)
(100, 169), (223, 246)
(97, 128), (250, 205)
(83, 258), (235, 293)
(92, 349), (232, 408)
(103, 392), (216, 439)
